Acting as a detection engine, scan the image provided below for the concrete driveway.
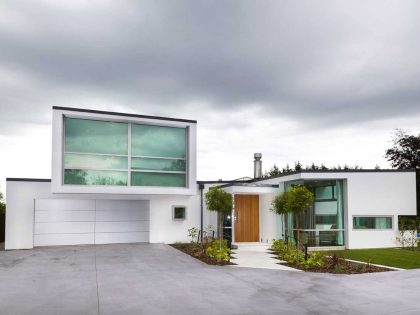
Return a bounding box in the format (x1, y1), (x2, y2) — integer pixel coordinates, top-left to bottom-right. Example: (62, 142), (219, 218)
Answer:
(1, 244), (419, 315)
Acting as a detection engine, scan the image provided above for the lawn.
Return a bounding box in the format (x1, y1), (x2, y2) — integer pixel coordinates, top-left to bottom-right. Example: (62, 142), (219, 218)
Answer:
(328, 248), (420, 269)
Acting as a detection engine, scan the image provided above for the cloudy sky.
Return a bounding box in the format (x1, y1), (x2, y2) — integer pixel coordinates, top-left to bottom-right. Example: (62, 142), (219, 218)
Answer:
(1, 0), (420, 192)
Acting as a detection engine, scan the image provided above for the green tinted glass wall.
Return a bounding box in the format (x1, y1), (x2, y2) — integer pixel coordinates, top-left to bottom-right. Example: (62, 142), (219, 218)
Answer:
(65, 118), (128, 155)
(64, 170), (127, 186)
(63, 117), (188, 188)
(131, 172), (186, 187)
(64, 154), (128, 170)
(131, 124), (186, 158)
(353, 216), (393, 229)
(131, 157), (186, 171)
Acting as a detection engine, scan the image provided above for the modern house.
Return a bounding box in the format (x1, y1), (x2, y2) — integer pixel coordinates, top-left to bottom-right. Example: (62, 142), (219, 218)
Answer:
(5, 107), (417, 250)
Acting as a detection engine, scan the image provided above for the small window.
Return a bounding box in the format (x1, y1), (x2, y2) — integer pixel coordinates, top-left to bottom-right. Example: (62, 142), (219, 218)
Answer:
(173, 206), (186, 220)
(353, 216), (393, 230)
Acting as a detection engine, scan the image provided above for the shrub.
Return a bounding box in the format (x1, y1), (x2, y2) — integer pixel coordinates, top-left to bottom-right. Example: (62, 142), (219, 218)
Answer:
(188, 227), (199, 243)
(300, 252), (325, 270)
(205, 240), (231, 263)
(272, 239), (325, 269)
(272, 239), (295, 259)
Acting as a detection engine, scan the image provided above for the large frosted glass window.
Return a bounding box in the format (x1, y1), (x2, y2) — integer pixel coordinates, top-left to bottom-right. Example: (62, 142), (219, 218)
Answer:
(131, 123), (187, 187)
(353, 216), (393, 230)
(131, 124), (186, 158)
(131, 158), (185, 171)
(65, 118), (128, 155)
(64, 118), (129, 186)
(131, 172), (186, 187)
(64, 170), (127, 186)
(63, 117), (187, 187)
(64, 154), (128, 170)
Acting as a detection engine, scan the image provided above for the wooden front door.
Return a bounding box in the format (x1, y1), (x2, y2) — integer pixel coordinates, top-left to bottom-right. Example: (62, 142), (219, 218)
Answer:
(234, 195), (259, 242)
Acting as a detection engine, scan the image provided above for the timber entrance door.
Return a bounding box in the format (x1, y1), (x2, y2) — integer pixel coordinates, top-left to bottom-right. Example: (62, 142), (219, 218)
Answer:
(234, 195), (259, 242)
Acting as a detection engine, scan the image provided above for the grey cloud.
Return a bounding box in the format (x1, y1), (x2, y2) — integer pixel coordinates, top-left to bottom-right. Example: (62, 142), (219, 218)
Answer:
(1, 0), (420, 129)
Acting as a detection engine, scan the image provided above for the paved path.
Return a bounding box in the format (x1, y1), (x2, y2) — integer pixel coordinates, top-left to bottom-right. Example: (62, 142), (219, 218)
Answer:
(1, 243), (420, 314)
(231, 242), (298, 271)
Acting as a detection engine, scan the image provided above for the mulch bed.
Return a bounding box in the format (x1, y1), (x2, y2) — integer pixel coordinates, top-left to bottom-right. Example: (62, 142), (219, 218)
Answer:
(170, 243), (235, 266)
(287, 258), (391, 274)
(268, 250), (392, 274)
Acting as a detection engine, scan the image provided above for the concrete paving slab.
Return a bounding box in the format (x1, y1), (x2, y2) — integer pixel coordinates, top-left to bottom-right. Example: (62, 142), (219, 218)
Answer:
(1, 243), (420, 315)
(231, 242), (299, 271)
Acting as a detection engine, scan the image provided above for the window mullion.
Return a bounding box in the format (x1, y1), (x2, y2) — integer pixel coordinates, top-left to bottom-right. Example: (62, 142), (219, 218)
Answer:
(128, 123), (132, 187)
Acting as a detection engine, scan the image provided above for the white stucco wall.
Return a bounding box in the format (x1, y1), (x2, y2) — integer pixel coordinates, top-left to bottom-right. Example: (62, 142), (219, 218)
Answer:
(6, 171), (417, 250)
(257, 171), (417, 249)
(259, 193), (277, 243)
(5, 180), (205, 250)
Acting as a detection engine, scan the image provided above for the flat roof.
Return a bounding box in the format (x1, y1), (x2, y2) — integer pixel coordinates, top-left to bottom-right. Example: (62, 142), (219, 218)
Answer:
(53, 106), (197, 124)
(6, 178), (51, 182)
(216, 169), (416, 188)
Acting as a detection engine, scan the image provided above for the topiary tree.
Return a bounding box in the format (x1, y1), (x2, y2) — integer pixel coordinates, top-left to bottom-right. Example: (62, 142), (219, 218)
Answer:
(205, 187), (232, 248)
(271, 185), (314, 250)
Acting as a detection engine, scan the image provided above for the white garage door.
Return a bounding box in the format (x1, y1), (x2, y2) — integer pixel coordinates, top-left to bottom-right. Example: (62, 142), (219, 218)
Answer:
(34, 199), (150, 247)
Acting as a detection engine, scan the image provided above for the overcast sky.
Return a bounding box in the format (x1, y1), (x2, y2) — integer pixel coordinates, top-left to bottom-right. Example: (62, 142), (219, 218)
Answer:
(1, 0), (420, 193)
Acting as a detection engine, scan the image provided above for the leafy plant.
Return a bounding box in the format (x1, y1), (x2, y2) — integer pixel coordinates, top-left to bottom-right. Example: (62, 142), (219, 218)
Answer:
(205, 239), (231, 263)
(325, 254), (341, 270)
(272, 239), (325, 270)
(205, 187), (232, 247)
(272, 239), (294, 260)
(300, 252), (325, 270)
(188, 227), (198, 243)
(397, 216), (419, 249)
(271, 186), (314, 264)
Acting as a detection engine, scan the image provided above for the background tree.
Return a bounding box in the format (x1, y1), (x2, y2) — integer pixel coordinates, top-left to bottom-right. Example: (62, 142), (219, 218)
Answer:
(263, 164), (282, 178)
(271, 185), (314, 250)
(204, 187), (233, 247)
(385, 130), (420, 216)
(263, 162), (362, 177)
(0, 192), (5, 214)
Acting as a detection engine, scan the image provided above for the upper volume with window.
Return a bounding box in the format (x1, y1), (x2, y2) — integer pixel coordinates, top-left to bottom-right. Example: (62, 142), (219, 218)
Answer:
(52, 107), (197, 195)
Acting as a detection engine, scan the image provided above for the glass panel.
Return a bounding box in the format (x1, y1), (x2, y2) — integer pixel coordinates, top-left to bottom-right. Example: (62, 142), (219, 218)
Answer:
(64, 169), (127, 186)
(64, 154), (128, 170)
(131, 157), (185, 171)
(65, 117), (128, 155)
(314, 201), (337, 215)
(131, 124), (186, 158)
(316, 215), (337, 225)
(353, 217), (392, 229)
(174, 207), (186, 219)
(131, 172), (186, 187)
(283, 179), (345, 247)
(315, 186), (334, 200)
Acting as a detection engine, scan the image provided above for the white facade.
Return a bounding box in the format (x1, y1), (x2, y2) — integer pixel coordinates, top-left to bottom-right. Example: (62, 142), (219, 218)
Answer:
(5, 180), (203, 250)
(51, 107), (197, 195)
(246, 171), (417, 249)
(4, 107), (417, 250)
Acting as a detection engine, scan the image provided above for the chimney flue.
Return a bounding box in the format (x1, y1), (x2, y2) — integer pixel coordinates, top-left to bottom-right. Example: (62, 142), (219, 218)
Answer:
(254, 153), (262, 178)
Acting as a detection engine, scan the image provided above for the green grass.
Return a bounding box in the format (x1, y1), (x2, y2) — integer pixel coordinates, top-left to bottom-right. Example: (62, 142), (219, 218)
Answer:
(328, 248), (420, 269)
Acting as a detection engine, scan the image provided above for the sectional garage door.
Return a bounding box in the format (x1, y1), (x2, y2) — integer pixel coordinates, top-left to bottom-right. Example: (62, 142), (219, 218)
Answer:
(34, 199), (149, 247)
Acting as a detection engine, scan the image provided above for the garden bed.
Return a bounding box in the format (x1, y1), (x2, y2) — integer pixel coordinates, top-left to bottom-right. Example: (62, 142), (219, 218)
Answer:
(270, 240), (394, 274)
(280, 255), (392, 274)
(170, 243), (235, 266)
